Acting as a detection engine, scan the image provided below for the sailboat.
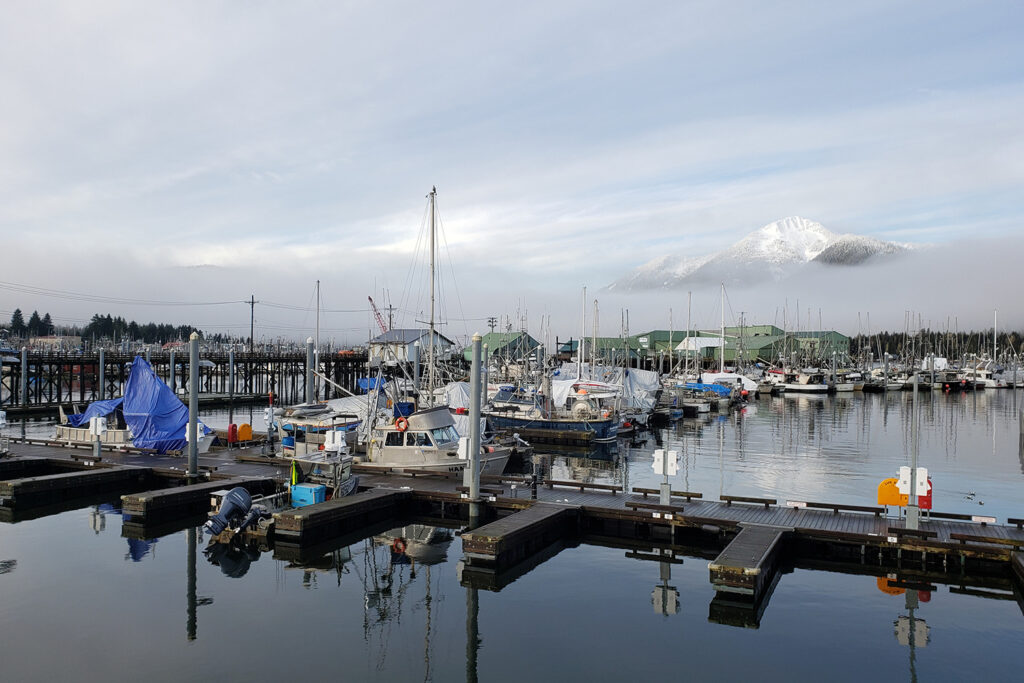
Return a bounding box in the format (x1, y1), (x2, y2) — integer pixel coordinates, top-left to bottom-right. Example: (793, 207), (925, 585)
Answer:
(358, 188), (512, 474)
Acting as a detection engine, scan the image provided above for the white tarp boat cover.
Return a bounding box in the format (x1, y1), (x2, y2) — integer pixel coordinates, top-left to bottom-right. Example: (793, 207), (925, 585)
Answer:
(696, 372), (758, 392)
(551, 363), (660, 412)
(438, 381), (486, 438)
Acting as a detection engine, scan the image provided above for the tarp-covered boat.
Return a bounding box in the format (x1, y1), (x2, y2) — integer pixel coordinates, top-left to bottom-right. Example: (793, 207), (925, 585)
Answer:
(58, 356), (211, 453)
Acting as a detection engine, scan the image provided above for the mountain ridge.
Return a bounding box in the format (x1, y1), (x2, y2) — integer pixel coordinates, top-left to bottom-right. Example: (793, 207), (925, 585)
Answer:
(607, 217), (910, 290)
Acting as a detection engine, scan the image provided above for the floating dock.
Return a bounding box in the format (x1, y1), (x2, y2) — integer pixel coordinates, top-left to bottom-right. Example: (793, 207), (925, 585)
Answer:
(121, 476), (278, 520)
(709, 523), (791, 602)
(5, 441), (1024, 624)
(462, 502), (581, 572)
(0, 462), (154, 508)
(273, 488), (412, 546)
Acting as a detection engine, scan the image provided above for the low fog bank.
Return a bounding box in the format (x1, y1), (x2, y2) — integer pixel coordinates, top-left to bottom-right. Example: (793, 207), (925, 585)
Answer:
(3, 236), (1021, 345)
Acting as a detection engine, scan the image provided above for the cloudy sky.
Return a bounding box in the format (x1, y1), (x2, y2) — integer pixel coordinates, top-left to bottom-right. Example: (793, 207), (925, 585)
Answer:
(1, 2), (1021, 344)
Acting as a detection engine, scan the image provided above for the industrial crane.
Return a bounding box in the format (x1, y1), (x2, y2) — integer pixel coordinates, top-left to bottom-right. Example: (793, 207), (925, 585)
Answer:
(368, 296), (389, 335)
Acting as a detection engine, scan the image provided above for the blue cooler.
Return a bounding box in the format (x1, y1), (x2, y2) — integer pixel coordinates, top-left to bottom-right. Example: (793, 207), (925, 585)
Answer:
(291, 483), (326, 507)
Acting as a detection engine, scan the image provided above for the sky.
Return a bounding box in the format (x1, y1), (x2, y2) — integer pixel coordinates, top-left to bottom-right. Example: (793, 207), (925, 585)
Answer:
(1, 1), (1022, 345)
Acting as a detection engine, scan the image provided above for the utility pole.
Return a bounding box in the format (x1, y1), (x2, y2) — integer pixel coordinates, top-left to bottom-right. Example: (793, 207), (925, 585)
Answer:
(249, 295), (255, 355)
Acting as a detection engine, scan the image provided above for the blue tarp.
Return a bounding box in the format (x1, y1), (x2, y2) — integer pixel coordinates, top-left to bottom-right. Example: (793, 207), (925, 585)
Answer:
(66, 356), (209, 453)
(357, 377), (386, 393)
(65, 397), (124, 427)
(684, 382), (732, 397)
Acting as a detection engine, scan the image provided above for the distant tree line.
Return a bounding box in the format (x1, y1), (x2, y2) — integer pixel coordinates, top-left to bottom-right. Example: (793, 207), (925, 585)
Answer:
(1, 308), (243, 345)
(850, 329), (1023, 360)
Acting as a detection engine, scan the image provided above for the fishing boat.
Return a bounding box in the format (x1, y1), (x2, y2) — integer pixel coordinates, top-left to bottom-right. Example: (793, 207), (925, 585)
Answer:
(778, 369), (829, 393)
(486, 389), (619, 443)
(361, 405), (511, 474)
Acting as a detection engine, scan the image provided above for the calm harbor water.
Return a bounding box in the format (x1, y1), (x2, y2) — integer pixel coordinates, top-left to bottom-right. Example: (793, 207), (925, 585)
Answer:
(2, 390), (1024, 681)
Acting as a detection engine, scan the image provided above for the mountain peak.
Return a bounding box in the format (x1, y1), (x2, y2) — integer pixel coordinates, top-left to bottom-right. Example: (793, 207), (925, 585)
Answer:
(735, 216), (836, 264)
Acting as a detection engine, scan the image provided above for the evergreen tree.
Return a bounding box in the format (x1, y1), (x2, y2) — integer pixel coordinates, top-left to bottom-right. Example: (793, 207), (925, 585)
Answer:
(27, 310), (41, 337)
(41, 313), (53, 336)
(10, 309), (25, 335)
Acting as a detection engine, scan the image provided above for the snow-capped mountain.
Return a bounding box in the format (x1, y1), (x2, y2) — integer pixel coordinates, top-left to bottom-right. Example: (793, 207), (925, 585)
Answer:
(607, 217), (908, 290)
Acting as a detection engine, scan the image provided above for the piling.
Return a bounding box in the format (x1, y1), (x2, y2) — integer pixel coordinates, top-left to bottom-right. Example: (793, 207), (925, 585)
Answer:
(98, 348), (105, 400)
(20, 348), (27, 406)
(466, 333), (482, 524)
(305, 337), (314, 405)
(907, 372), (920, 530)
(169, 350), (176, 395)
(188, 332), (199, 478)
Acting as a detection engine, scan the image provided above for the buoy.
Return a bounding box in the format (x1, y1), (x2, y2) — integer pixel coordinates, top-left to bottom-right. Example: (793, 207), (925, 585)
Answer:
(395, 417), (409, 432)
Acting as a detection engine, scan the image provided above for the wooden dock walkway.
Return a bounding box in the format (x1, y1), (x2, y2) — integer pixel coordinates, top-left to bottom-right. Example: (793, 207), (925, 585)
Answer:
(4, 440), (1024, 622)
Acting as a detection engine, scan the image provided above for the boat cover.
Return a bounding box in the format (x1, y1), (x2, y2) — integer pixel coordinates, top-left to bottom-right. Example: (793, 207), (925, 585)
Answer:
(65, 397), (125, 427)
(684, 382), (732, 397)
(67, 356), (209, 453)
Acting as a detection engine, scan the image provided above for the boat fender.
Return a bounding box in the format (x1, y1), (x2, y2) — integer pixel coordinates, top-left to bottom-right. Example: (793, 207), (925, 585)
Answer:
(395, 417), (409, 432)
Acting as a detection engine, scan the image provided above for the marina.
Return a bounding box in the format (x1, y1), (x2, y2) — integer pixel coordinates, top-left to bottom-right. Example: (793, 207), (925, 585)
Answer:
(3, 4), (1023, 680)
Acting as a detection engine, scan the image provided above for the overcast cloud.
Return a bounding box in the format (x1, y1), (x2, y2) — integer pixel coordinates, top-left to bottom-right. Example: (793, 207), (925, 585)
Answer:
(1, 2), (1021, 344)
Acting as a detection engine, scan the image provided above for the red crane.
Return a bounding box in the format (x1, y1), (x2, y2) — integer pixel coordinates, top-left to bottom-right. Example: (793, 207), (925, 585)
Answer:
(368, 296), (388, 334)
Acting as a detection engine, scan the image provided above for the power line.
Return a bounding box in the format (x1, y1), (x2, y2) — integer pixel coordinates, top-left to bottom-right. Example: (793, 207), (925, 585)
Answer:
(0, 279), (242, 307)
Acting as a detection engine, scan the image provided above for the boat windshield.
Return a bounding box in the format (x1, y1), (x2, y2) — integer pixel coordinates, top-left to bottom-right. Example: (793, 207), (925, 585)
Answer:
(430, 425), (459, 445)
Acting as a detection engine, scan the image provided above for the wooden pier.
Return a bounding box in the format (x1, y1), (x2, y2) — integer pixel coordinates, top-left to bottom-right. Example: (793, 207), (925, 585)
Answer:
(4, 440), (1024, 623)
(0, 350), (368, 413)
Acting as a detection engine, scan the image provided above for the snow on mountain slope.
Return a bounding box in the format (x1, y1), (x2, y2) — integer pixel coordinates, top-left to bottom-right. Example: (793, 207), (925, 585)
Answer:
(607, 217), (908, 290)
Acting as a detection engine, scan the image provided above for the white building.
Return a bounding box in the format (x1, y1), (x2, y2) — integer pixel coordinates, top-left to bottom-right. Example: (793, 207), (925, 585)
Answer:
(368, 329), (455, 366)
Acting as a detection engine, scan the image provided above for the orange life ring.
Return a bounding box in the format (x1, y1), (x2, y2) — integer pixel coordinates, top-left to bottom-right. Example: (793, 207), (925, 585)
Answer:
(392, 538), (407, 553)
(395, 417), (409, 432)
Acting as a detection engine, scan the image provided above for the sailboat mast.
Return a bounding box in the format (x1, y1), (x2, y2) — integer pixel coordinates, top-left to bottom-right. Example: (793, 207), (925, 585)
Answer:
(720, 282), (725, 373)
(668, 308), (673, 376)
(578, 286), (586, 378)
(315, 279), (320, 401)
(428, 186), (437, 407)
(994, 309), (998, 361)
(686, 291), (691, 378)
(592, 299), (598, 374)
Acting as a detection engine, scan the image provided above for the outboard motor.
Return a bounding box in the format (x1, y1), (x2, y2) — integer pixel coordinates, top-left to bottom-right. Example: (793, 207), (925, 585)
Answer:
(204, 487), (252, 535)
